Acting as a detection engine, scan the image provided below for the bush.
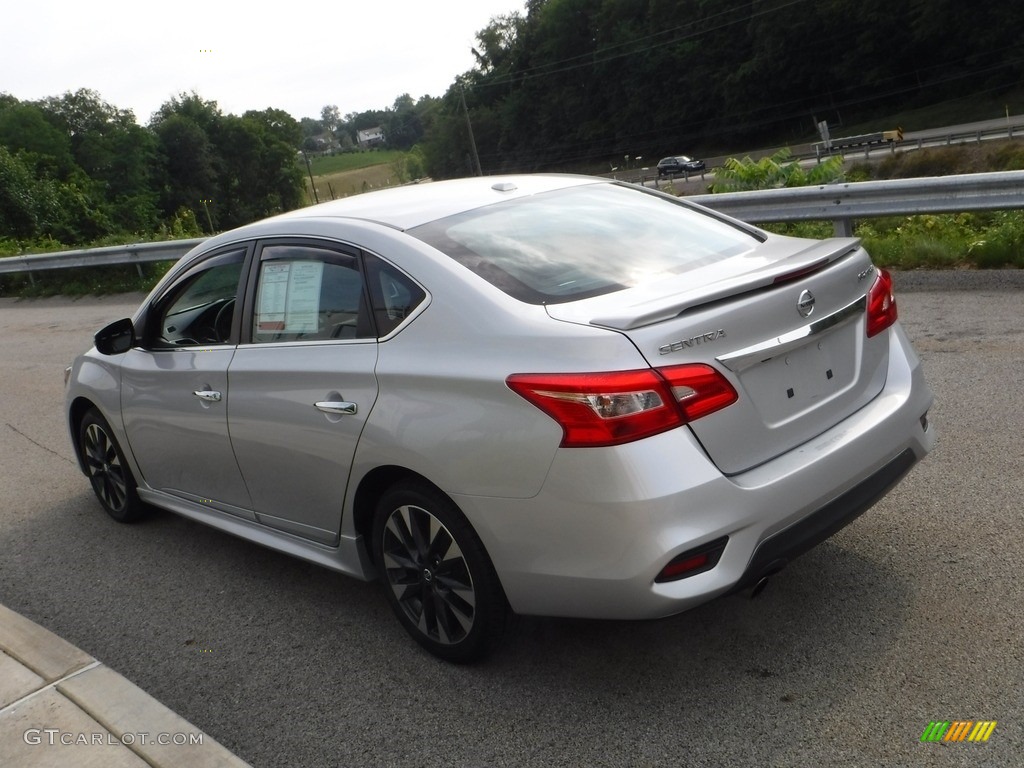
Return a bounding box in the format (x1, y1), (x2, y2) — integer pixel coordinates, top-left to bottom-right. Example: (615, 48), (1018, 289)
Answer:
(854, 212), (1024, 269)
(874, 145), (996, 178)
(967, 211), (1024, 268)
(987, 144), (1024, 171)
(761, 221), (832, 239)
(711, 149), (845, 192)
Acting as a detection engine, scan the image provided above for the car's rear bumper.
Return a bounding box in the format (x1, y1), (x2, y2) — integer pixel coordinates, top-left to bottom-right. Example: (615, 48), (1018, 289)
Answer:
(453, 323), (934, 619)
(725, 446), (917, 595)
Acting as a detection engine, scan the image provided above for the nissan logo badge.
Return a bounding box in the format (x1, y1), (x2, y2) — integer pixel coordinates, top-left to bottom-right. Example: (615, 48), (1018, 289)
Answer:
(797, 290), (815, 318)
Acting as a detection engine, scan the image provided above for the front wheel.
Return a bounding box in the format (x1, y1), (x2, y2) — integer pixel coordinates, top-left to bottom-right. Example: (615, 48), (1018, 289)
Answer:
(79, 408), (145, 522)
(372, 481), (507, 662)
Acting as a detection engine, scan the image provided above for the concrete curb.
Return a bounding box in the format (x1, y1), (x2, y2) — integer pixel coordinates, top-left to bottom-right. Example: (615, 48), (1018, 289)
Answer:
(0, 604), (250, 767)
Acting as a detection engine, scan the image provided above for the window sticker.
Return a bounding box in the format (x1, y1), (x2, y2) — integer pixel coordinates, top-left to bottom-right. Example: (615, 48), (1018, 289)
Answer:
(284, 261), (323, 332)
(257, 263), (291, 331)
(256, 261), (325, 334)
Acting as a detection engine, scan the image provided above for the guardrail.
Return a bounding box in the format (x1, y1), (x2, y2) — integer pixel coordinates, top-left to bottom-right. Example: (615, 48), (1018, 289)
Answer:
(815, 124), (1024, 161)
(3, 171), (1024, 278)
(688, 170), (1024, 236)
(0, 238), (208, 282)
(823, 124), (1024, 157)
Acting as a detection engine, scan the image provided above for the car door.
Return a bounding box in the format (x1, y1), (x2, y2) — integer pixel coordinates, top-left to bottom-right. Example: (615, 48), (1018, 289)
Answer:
(119, 246), (256, 518)
(226, 240), (381, 545)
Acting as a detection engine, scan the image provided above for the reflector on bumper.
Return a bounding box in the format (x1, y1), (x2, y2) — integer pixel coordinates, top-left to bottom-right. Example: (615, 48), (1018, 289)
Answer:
(655, 536), (728, 582)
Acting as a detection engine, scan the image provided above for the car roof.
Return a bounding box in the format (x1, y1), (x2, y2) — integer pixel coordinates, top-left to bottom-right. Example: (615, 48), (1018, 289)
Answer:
(270, 173), (604, 231)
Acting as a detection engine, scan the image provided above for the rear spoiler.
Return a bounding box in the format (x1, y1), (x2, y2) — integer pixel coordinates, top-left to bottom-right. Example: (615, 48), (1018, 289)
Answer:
(587, 238), (861, 330)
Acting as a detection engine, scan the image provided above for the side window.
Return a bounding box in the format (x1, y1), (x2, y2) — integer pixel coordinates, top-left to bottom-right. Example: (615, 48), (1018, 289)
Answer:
(365, 253), (426, 337)
(251, 245), (372, 342)
(151, 252), (245, 347)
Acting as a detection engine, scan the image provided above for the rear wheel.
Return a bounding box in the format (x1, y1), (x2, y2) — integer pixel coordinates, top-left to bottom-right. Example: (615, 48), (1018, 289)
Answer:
(372, 480), (507, 662)
(79, 408), (145, 522)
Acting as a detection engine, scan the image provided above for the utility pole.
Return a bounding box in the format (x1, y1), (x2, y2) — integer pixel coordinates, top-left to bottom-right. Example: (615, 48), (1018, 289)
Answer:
(459, 84), (483, 177)
(300, 151), (320, 204)
(199, 198), (215, 233)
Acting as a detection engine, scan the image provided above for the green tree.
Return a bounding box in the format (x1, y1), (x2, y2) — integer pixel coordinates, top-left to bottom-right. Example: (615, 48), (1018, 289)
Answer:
(321, 104), (340, 137)
(420, 87), (480, 179)
(0, 101), (77, 178)
(416, 0), (1024, 176)
(152, 92), (223, 134)
(383, 94), (425, 150)
(0, 145), (57, 239)
(151, 112), (220, 229)
(217, 112), (304, 228)
(151, 94), (304, 231)
(40, 90), (160, 232)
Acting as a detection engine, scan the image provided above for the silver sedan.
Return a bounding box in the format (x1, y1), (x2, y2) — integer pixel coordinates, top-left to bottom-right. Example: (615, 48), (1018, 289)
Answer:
(65, 175), (935, 661)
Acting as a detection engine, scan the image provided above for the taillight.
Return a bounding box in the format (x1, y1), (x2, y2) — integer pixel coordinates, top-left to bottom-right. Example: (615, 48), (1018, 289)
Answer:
(660, 364), (739, 423)
(506, 364), (738, 448)
(866, 268), (898, 338)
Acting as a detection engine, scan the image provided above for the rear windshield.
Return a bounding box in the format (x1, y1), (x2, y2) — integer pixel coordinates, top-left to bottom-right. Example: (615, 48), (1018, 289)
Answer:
(408, 183), (759, 304)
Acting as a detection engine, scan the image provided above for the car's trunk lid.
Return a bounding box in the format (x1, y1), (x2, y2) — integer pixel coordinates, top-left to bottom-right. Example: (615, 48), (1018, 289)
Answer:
(545, 236), (890, 474)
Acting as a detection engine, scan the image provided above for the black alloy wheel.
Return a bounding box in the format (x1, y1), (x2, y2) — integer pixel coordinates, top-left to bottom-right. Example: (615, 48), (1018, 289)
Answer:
(373, 480), (507, 662)
(79, 408), (145, 522)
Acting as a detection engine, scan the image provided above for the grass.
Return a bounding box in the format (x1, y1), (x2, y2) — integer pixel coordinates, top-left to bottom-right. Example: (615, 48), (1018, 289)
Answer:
(298, 149), (419, 205)
(303, 150), (405, 176)
(302, 164), (405, 205)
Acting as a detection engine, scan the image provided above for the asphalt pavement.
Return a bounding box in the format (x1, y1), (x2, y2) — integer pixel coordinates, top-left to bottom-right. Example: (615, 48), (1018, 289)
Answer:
(0, 272), (1021, 767)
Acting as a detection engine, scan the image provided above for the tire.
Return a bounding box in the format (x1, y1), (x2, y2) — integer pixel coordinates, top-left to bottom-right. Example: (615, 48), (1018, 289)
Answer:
(79, 408), (145, 523)
(372, 480), (507, 663)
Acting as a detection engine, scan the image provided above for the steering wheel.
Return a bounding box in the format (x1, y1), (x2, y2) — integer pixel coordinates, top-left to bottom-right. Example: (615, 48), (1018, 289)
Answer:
(213, 298), (236, 343)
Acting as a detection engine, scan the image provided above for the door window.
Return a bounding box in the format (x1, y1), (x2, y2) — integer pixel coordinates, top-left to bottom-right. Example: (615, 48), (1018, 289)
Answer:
(151, 251), (245, 347)
(251, 245), (372, 342)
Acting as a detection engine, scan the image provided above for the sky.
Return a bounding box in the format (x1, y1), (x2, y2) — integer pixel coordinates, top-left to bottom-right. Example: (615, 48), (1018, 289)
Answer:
(2, 0), (523, 124)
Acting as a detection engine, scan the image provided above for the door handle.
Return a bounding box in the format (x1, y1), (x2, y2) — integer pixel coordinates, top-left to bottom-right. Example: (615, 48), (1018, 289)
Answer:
(314, 400), (357, 415)
(193, 390), (222, 402)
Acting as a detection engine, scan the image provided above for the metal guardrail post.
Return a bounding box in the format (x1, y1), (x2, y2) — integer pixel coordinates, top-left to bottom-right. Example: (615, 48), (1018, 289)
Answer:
(834, 219), (854, 237)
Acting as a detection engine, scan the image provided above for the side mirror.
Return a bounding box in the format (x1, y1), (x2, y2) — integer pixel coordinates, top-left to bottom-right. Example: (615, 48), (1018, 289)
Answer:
(94, 318), (135, 355)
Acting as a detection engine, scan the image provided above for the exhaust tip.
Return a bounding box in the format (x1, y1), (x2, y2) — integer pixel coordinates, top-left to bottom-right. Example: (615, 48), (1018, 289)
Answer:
(751, 576), (771, 598)
(749, 558), (788, 598)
